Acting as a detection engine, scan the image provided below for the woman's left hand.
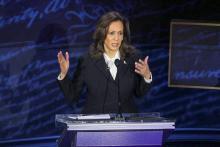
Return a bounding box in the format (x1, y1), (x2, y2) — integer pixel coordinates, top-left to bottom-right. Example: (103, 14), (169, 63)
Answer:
(135, 56), (151, 79)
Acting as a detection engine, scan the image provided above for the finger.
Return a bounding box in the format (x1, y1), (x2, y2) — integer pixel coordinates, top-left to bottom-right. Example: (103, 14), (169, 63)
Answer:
(65, 52), (69, 63)
(135, 65), (143, 71)
(135, 62), (145, 69)
(57, 50), (61, 57)
(57, 51), (63, 58)
(135, 65), (145, 74)
(57, 51), (63, 63)
(138, 59), (145, 65)
(135, 69), (145, 77)
(144, 56), (149, 64)
(135, 69), (142, 74)
(58, 51), (66, 63)
(135, 67), (145, 75)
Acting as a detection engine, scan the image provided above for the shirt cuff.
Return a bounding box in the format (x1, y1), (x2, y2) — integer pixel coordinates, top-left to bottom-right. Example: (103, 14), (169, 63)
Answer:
(57, 73), (65, 80)
(143, 72), (152, 83)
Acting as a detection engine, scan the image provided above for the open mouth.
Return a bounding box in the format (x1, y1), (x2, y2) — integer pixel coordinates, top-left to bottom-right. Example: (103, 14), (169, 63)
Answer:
(111, 43), (119, 48)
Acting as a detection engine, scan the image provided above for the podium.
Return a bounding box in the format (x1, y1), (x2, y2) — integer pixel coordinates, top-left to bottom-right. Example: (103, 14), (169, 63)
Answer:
(56, 113), (175, 147)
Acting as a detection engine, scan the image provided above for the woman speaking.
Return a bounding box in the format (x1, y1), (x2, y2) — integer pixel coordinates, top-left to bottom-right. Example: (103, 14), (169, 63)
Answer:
(57, 11), (152, 114)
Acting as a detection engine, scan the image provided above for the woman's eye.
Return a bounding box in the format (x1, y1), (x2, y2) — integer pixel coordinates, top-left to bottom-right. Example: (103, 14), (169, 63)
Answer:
(109, 32), (115, 35)
(108, 31), (123, 35)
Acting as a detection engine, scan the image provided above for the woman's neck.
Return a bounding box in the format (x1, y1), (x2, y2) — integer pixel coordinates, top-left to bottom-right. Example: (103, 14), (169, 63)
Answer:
(105, 50), (118, 58)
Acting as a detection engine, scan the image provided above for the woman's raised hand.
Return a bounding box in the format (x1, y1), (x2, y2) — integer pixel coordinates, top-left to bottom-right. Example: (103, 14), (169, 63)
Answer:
(135, 56), (151, 80)
(57, 51), (69, 78)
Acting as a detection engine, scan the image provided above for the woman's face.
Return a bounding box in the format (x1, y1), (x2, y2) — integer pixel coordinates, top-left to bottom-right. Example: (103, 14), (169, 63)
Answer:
(104, 20), (124, 53)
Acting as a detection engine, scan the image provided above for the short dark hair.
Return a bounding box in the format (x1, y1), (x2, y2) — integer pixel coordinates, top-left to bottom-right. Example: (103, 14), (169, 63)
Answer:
(90, 11), (136, 59)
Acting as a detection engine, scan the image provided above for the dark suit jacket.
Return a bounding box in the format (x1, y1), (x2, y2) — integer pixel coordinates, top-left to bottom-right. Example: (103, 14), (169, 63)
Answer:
(58, 52), (151, 114)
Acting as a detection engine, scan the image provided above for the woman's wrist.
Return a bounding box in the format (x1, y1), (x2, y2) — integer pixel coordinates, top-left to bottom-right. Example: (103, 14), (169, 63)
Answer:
(144, 72), (151, 80)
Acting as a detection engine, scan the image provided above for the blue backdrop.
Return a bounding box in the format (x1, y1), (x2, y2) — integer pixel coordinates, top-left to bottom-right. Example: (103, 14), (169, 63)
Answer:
(0, 0), (220, 141)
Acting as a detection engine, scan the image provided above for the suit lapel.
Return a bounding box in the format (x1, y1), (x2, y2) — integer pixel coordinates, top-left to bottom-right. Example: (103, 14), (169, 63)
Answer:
(93, 56), (131, 81)
(94, 56), (112, 79)
(115, 58), (130, 80)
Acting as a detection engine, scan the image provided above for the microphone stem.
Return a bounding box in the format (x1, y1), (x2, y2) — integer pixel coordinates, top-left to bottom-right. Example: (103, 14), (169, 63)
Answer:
(114, 59), (124, 121)
(118, 76), (123, 118)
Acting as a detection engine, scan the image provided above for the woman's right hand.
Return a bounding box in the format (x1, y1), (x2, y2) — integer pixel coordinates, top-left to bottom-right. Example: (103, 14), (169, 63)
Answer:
(57, 51), (69, 79)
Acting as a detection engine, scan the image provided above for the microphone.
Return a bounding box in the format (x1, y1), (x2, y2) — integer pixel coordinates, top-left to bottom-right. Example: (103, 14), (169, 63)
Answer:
(106, 61), (110, 70)
(114, 59), (124, 120)
(114, 59), (121, 68)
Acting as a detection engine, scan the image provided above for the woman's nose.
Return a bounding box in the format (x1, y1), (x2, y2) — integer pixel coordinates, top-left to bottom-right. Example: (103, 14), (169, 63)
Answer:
(113, 34), (119, 40)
